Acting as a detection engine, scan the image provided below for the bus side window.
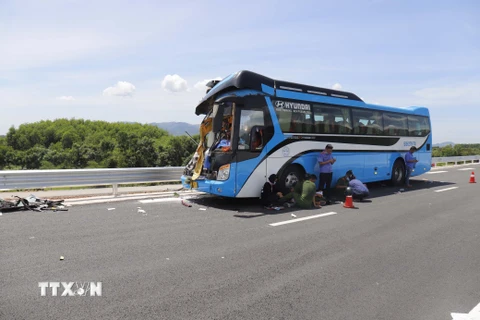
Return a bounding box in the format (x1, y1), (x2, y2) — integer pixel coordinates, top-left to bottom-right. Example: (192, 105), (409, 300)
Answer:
(354, 121), (366, 134)
(250, 126), (264, 151)
(315, 121), (324, 134)
(304, 114), (313, 133)
(385, 125), (396, 135)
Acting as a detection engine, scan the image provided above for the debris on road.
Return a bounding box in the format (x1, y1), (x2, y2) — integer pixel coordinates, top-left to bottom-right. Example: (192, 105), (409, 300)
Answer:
(60, 256), (64, 261)
(198, 208), (206, 211)
(1, 195), (68, 213)
(108, 208), (116, 211)
(181, 200), (192, 207)
(291, 214), (297, 218)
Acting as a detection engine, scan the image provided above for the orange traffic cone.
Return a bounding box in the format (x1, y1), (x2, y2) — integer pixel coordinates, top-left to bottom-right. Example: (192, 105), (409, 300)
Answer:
(469, 171), (476, 183)
(343, 195), (355, 208)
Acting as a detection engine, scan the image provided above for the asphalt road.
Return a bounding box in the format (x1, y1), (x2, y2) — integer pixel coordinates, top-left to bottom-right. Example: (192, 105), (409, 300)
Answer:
(1, 166), (479, 320)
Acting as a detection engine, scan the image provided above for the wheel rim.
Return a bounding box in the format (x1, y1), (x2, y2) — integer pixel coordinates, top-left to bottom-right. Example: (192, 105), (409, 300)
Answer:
(394, 165), (403, 183)
(284, 172), (299, 189)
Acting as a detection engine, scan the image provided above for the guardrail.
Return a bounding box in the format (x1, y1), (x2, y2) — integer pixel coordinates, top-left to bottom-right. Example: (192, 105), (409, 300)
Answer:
(1, 156), (478, 195)
(0, 167), (184, 196)
(432, 155), (480, 167)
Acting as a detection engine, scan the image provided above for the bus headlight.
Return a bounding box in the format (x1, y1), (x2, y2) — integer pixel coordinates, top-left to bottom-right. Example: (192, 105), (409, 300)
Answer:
(217, 164), (230, 181)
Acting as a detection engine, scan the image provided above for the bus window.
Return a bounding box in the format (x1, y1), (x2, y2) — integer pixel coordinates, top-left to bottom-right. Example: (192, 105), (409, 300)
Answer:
(275, 108), (292, 132)
(408, 115), (431, 136)
(352, 109), (383, 135)
(384, 112), (408, 136)
(238, 110), (265, 150)
(313, 104), (352, 134)
(273, 101), (313, 133)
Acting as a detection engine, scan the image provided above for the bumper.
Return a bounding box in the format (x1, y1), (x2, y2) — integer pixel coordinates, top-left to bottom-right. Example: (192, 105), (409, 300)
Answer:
(181, 175), (234, 197)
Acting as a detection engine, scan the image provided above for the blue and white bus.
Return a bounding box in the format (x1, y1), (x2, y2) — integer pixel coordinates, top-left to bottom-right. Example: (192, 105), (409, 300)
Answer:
(181, 70), (432, 198)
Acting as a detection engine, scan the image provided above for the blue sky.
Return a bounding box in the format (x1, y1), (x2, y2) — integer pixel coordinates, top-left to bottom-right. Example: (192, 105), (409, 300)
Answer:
(1, 0), (479, 143)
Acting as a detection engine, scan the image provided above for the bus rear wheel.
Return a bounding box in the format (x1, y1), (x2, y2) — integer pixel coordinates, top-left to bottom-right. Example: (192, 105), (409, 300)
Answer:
(390, 160), (405, 186)
(279, 165), (305, 194)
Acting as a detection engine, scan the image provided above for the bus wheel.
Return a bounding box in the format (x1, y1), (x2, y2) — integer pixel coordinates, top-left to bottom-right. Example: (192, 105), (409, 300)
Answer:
(279, 165), (304, 193)
(391, 160), (405, 186)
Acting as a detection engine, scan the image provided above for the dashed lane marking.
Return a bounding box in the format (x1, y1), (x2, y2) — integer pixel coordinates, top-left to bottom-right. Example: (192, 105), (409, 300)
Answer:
(269, 212), (337, 227)
(434, 187), (459, 193)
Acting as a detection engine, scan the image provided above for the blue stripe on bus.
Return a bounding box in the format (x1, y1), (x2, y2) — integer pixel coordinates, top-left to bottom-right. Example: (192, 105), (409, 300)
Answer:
(261, 84), (275, 96)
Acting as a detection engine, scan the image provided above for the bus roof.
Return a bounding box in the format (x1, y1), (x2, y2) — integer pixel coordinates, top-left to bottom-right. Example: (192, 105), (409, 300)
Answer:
(195, 70), (362, 115)
(194, 70), (429, 117)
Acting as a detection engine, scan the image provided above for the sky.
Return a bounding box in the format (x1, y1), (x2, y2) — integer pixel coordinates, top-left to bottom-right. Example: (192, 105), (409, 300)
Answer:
(1, 0), (479, 143)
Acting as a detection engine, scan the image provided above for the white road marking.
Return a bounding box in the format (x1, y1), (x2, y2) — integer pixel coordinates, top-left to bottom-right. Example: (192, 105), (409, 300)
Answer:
(426, 171), (448, 174)
(458, 168), (474, 171)
(138, 198), (181, 203)
(435, 187), (459, 193)
(269, 212), (337, 227)
(451, 301), (480, 320)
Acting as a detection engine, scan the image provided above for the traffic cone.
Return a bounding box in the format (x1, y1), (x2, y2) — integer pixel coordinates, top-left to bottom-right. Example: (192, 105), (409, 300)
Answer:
(469, 171), (476, 183)
(343, 195), (355, 208)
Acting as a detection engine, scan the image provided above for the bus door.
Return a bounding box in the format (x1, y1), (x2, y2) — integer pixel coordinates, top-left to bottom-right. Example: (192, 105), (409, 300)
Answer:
(233, 96), (273, 196)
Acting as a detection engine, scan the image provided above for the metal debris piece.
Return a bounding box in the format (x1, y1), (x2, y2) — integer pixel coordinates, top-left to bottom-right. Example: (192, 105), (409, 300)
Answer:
(181, 200), (192, 207)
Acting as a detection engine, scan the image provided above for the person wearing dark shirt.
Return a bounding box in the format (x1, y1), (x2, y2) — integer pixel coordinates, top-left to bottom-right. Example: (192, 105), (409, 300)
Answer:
(261, 174), (283, 208)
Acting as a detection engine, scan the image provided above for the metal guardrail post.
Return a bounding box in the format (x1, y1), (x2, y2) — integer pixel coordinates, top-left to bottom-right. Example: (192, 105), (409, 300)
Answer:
(113, 183), (118, 197)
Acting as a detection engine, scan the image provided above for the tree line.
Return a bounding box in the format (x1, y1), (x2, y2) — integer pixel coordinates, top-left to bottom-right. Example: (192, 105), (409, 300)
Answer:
(0, 119), (199, 170)
(432, 144), (480, 157)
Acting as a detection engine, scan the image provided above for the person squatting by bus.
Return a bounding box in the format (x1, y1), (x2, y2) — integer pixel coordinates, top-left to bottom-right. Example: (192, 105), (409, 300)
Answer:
(278, 174), (322, 209)
(335, 170), (370, 201)
(260, 174), (283, 209)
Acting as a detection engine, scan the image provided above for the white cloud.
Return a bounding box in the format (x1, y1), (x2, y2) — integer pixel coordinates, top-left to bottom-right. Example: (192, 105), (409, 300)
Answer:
(194, 77), (223, 91)
(161, 74), (189, 92)
(332, 83), (342, 90)
(56, 95), (74, 101)
(103, 81), (136, 97)
(413, 82), (480, 105)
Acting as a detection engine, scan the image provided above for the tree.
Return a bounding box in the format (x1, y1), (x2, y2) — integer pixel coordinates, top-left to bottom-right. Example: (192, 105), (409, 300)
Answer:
(0, 119), (198, 169)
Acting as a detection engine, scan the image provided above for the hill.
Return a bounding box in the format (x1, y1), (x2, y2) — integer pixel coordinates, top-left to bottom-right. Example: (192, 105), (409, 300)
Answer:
(433, 141), (455, 147)
(150, 122), (200, 136)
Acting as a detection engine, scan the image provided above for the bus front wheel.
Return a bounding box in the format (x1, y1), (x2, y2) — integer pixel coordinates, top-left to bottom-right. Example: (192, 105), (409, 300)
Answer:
(279, 165), (305, 194)
(391, 160), (405, 186)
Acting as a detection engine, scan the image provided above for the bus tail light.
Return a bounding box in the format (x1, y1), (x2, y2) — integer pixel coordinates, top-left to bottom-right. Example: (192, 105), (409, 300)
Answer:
(217, 164), (230, 181)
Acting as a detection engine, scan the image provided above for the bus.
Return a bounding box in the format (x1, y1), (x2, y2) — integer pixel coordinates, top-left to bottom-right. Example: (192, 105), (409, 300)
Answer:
(181, 70), (432, 198)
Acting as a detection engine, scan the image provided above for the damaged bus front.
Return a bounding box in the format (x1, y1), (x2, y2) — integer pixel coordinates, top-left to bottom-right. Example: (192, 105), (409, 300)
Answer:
(181, 73), (274, 198)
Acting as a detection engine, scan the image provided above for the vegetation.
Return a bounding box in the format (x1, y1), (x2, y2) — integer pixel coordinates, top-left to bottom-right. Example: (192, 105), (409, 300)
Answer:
(432, 144), (480, 157)
(0, 119), (198, 170)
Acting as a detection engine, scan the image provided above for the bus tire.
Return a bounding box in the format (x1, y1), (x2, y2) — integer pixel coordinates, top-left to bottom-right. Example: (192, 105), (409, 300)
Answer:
(390, 160), (405, 186)
(279, 165), (305, 194)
